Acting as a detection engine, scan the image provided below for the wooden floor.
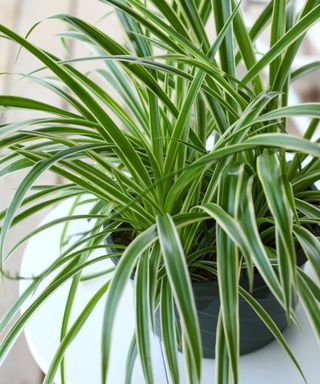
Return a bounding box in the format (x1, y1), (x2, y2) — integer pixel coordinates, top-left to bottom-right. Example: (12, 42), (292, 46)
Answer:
(0, 1), (319, 383)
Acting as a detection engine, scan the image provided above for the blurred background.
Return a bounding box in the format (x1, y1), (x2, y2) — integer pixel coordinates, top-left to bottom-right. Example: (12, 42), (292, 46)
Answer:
(0, 0), (319, 383)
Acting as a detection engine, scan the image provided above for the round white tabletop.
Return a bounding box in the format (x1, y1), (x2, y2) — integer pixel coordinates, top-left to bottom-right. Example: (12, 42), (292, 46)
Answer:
(20, 198), (320, 384)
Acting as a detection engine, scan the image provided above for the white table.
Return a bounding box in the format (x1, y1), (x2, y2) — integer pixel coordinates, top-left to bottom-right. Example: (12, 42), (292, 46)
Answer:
(20, 198), (320, 383)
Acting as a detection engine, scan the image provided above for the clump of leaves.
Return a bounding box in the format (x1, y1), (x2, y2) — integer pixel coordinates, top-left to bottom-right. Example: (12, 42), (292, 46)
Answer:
(0, 1), (320, 383)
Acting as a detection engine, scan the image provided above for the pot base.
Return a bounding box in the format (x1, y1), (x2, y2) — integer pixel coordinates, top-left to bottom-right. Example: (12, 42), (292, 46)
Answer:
(155, 278), (292, 359)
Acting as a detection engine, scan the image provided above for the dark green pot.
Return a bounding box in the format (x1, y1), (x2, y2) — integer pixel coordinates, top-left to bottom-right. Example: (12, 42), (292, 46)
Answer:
(154, 249), (307, 359)
(106, 232), (307, 359)
(155, 274), (290, 358)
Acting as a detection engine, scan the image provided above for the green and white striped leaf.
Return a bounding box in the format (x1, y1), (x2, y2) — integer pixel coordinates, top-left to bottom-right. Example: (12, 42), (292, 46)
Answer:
(257, 151), (296, 314)
(157, 214), (201, 382)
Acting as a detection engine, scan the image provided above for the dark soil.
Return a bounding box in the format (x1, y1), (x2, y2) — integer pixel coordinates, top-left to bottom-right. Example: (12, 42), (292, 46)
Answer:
(111, 227), (136, 246)
(110, 217), (317, 283)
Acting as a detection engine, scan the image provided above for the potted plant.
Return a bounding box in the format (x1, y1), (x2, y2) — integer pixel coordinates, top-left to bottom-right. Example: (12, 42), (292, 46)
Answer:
(0, 1), (320, 383)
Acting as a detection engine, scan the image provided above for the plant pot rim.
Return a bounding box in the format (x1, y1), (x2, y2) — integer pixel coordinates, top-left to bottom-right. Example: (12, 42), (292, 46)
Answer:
(105, 231), (310, 304)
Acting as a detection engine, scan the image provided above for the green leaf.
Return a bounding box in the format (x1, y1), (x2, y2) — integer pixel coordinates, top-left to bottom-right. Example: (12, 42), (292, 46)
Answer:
(43, 281), (110, 384)
(160, 279), (180, 384)
(59, 219), (101, 384)
(0, 254), (114, 364)
(156, 214), (201, 382)
(288, 118), (320, 179)
(247, 134), (320, 156)
(248, 0), (273, 43)
(242, 4), (320, 85)
(295, 199), (320, 220)
(0, 24), (153, 192)
(269, 0), (286, 86)
(0, 95), (82, 120)
(101, 0), (205, 61)
(294, 226), (320, 280)
(148, 0), (188, 37)
(297, 273), (320, 343)
(212, 0), (235, 78)
(163, 0), (244, 179)
(298, 269), (320, 302)
(272, 0), (320, 91)
(199, 202), (283, 306)
(0, 279), (38, 334)
(216, 164), (242, 383)
(256, 103), (320, 121)
(166, 134), (320, 214)
(101, 226), (157, 383)
(291, 61), (320, 82)
(135, 252), (154, 384)
(51, 13), (177, 116)
(215, 311), (230, 384)
(239, 287), (306, 383)
(125, 335), (138, 384)
(176, 0), (209, 51)
(231, 0), (263, 93)
(0, 143), (151, 264)
(257, 151), (295, 314)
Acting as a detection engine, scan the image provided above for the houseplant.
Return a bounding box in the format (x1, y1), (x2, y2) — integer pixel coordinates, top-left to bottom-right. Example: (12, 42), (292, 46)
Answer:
(0, 0), (320, 383)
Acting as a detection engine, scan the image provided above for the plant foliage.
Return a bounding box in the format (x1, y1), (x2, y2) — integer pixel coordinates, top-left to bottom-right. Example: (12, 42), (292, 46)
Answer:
(0, 1), (320, 383)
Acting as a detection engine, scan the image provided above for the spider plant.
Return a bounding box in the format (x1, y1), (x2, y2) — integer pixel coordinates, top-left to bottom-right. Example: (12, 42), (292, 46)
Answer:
(1, 0), (320, 383)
